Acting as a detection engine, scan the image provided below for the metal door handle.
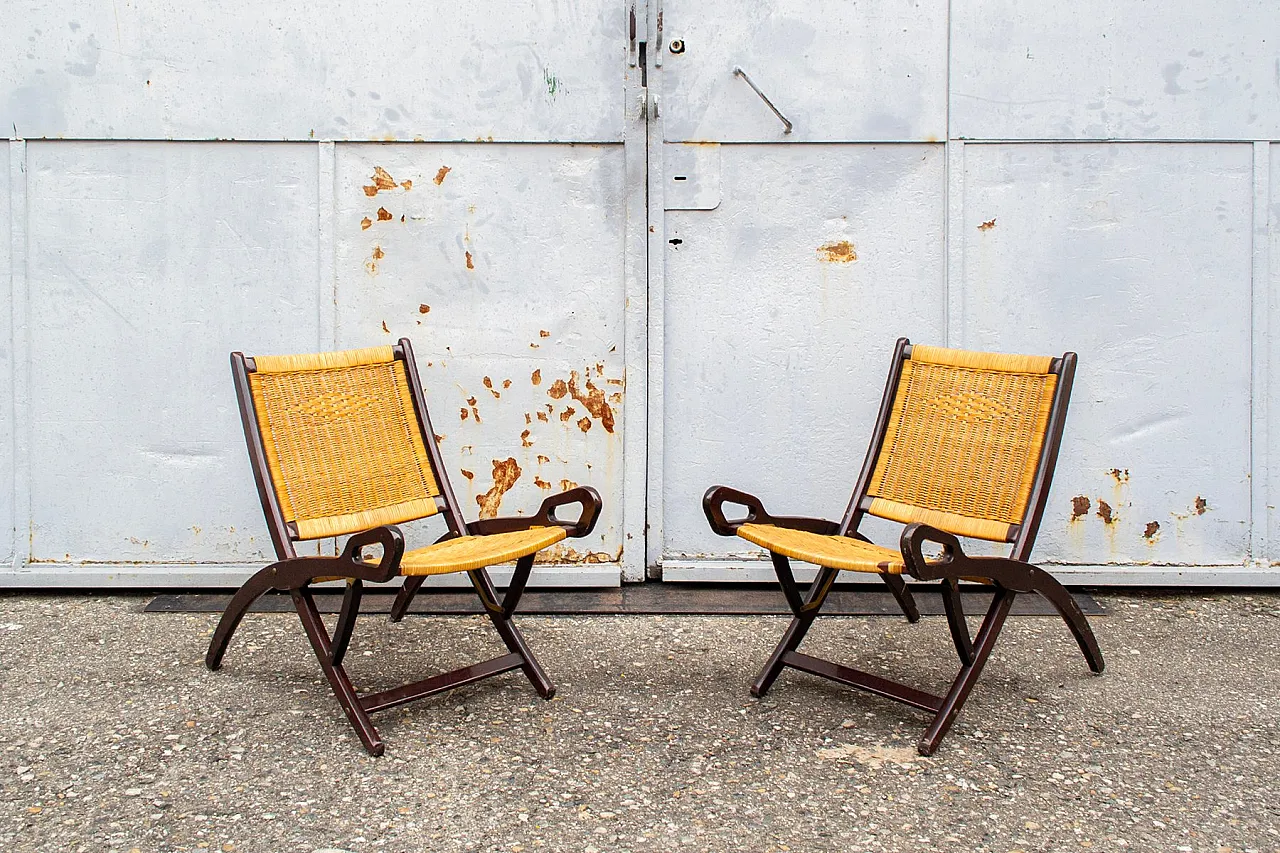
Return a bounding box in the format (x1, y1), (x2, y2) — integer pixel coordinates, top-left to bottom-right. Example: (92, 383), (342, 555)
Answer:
(733, 66), (793, 134)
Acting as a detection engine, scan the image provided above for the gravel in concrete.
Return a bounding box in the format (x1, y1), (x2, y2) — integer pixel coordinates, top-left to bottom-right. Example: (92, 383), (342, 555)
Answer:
(0, 592), (1277, 852)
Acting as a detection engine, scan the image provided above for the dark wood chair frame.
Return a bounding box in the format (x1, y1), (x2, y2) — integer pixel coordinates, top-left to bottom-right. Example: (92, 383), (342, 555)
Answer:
(206, 338), (602, 755)
(703, 338), (1104, 755)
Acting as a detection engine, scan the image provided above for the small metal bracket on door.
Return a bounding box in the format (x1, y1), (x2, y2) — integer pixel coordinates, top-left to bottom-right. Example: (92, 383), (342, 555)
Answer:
(733, 66), (793, 134)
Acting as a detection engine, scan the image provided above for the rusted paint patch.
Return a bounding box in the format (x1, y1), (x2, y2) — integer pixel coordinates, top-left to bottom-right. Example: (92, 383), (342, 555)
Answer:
(534, 476), (552, 490)
(434, 166), (451, 185)
(365, 245), (386, 276)
(568, 371), (616, 433)
(381, 321), (390, 334)
(434, 434), (445, 444)
(577, 417), (592, 433)
(559, 406), (576, 422)
(363, 166), (399, 196)
(373, 246), (385, 260)
(540, 330), (551, 338)
(376, 207), (392, 222)
(503, 379), (512, 390)
(466, 396), (482, 423)
(465, 251), (474, 270)
(560, 479), (577, 491)
(360, 217), (372, 230)
(536, 455), (551, 464)
(548, 379), (569, 400)
(460, 469), (474, 480)
(401, 179), (413, 191)
(817, 241), (857, 263)
(1096, 500), (1114, 525)
(536, 411), (549, 422)
(1194, 496), (1208, 515)
(476, 457), (521, 519)
(524, 413), (532, 425)
(521, 429), (533, 448)
(460, 408), (469, 421)
(531, 369), (542, 386)
(534, 544), (618, 565)
(607, 378), (624, 386)
(1070, 495), (1090, 519)
(419, 304), (430, 314)
(1107, 468), (1130, 484)
(483, 376), (500, 399)
(978, 218), (997, 231)
(1143, 521), (1160, 541)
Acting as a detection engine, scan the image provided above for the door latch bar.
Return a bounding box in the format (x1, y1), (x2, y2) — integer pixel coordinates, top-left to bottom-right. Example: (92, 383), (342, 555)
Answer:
(733, 66), (793, 134)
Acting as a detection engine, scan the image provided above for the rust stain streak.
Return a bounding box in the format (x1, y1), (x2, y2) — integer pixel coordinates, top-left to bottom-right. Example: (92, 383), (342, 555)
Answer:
(817, 241), (857, 263)
(476, 457), (521, 519)
(1071, 495), (1090, 520)
(568, 371), (616, 433)
(434, 166), (451, 185)
(978, 218), (997, 231)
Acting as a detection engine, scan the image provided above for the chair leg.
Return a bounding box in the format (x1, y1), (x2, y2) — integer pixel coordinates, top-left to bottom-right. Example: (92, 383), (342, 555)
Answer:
(880, 572), (921, 623)
(291, 587), (385, 756)
(918, 588), (1016, 756)
(751, 561), (840, 698)
(330, 579), (363, 667)
(940, 578), (975, 666)
(206, 565), (280, 671)
(1029, 570), (1105, 674)
(468, 563), (556, 699)
(389, 575), (425, 623)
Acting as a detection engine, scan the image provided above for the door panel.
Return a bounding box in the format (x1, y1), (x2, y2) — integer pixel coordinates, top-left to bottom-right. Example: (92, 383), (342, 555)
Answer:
(334, 144), (628, 566)
(661, 143), (945, 560)
(957, 143), (1254, 566)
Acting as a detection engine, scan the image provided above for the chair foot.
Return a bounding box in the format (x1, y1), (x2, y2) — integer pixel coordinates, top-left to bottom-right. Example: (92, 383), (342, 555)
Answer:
(1030, 570), (1105, 673)
(206, 565), (279, 670)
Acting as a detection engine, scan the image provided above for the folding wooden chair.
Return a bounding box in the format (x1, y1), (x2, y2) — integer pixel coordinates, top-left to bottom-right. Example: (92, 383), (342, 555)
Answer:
(703, 338), (1103, 755)
(206, 339), (601, 755)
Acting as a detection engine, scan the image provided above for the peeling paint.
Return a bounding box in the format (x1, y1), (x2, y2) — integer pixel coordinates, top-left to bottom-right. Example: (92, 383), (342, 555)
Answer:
(1107, 468), (1130, 484)
(1143, 521), (1160, 540)
(521, 429), (533, 447)
(1194, 496), (1208, 515)
(560, 479), (578, 492)
(534, 476), (552, 490)
(460, 408), (469, 420)
(817, 240), (857, 263)
(465, 251), (474, 270)
(560, 406), (577, 422)
(362, 166), (399, 196)
(483, 376), (500, 399)
(548, 379), (569, 400)
(503, 379), (512, 390)
(534, 544), (618, 565)
(461, 469), (474, 480)
(537, 455), (551, 464)
(377, 207), (392, 221)
(568, 371), (616, 432)
(476, 457), (521, 519)
(360, 217), (372, 230)
(978, 218), (997, 231)
(577, 416), (593, 433)
(381, 320), (390, 334)
(401, 179), (413, 191)
(1071, 495), (1090, 519)
(419, 304), (430, 314)
(532, 369), (542, 386)
(536, 411), (549, 422)
(540, 330), (551, 338)
(434, 166), (451, 185)
(1096, 499), (1114, 525)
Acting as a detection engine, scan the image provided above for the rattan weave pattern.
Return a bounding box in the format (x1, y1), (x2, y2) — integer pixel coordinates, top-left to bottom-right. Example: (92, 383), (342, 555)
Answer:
(868, 357), (1057, 540)
(249, 358), (441, 539)
(737, 523), (913, 574)
(382, 527), (569, 576)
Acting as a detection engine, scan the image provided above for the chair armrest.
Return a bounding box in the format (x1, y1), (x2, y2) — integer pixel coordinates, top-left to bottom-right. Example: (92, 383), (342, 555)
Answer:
(467, 486), (603, 538)
(899, 522), (965, 581)
(702, 485), (840, 537)
(338, 524), (407, 582)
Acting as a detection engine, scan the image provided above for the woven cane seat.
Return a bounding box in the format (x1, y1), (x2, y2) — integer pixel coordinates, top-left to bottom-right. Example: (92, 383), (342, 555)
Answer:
(738, 523), (937, 575)
(378, 527), (569, 577)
